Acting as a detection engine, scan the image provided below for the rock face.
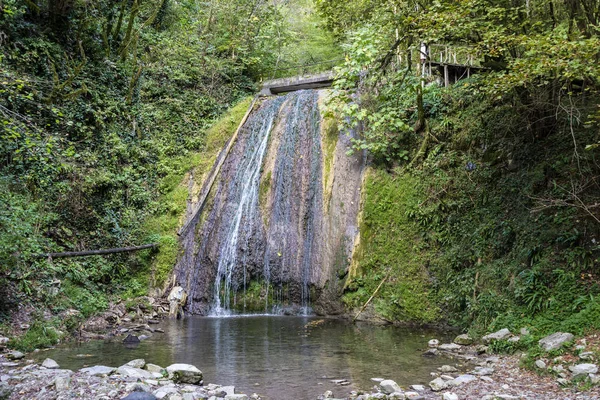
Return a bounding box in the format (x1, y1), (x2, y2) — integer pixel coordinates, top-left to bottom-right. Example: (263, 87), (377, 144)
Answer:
(482, 328), (512, 343)
(173, 90), (365, 315)
(538, 332), (574, 351)
(166, 364), (203, 384)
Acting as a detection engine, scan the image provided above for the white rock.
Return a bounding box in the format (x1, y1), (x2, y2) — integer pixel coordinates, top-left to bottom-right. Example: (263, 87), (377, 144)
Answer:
(443, 393), (458, 400)
(534, 360), (547, 369)
(520, 328), (530, 336)
(428, 339), (440, 348)
(481, 328), (512, 343)
(371, 377), (385, 382)
(579, 352), (594, 360)
(410, 384), (425, 391)
(441, 375), (455, 381)
(439, 343), (462, 351)
(429, 377), (447, 391)
(116, 365), (154, 379)
(480, 376), (494, 382)
(7, 351), (24, 360)
(557, 378), (570, 386)
(569, 363), (598, 376)
(154, 387), (180, 399)
(538, 332), (574, 351)
(471, 366), (494, 376)
(379, 379), (401, 394)
(166, 363), (203, 384)
(80, 365), (116, 376)
(54, 375), (70, 391)
(42, 358), (59, 369)
(447, 374), (477, 387)
(225, 395), (248, 400)
(590, 373), (600, 384)
(439, 365), (458, 373)
(125, 359), (146, 369)
(507, 336), (520, 343)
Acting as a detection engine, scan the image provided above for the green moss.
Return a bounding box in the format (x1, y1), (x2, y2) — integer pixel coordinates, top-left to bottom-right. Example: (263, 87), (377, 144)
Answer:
(343, 167), (439, 322)
(231, 280), (275, 312)
(259, 170), (272, 212)
(321, 113), (339, 208)
(143, 97), (254, 287)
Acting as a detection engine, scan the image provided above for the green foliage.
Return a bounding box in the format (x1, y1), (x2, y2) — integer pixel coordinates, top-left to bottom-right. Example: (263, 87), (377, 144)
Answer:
(10, 320), (64, 352)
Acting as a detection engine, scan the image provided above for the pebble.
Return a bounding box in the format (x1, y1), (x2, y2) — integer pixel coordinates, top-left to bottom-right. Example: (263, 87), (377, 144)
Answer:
(42, 358), (60, 369)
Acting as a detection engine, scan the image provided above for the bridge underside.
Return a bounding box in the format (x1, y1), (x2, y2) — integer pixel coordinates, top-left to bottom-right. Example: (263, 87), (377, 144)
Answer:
(260, 72), (334, 96)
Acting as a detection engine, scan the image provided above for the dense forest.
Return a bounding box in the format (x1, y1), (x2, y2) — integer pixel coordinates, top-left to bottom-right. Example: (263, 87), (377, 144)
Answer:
(2, 0), (600, 355)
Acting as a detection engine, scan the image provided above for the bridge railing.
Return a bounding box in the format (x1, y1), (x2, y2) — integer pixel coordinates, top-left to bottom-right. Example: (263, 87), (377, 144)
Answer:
(261, 58), (344, 81)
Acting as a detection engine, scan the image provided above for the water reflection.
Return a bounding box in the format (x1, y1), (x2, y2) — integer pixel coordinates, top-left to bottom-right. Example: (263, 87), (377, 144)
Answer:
(38, 316), (452, 400)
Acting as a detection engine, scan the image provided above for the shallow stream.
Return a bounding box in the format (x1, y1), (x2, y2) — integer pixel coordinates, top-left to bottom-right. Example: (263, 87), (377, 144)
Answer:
(38, 316), (452, 399)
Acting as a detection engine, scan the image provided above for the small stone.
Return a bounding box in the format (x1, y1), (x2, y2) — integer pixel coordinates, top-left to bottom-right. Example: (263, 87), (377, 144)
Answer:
(580, 352), (595, 360)
(496, 395), (519, 400)
(520, 327), (530, 336)
(439, 365), (458, 373)
(471, 367), (494, 376)
(442, 393), (458, 400)
(321, 391), (333, 399)
(440, 375), (455, 381)
(371, 378), (384, 382)
(535, 360), (547, 369)
(139, 335), (151, 341)
(590, 373), (600, 384)
(552, 365), (564, 373)
(0, 383), (11, 400)
(429, 377), (447, 391)
(507, 336), (520, 343)
(126, 359), (147, 369)
(404, 392), (422, 399)
(439, 343), (462, 351)
(475, 345), (488, 354)
(538, 332), (574, 351)
(422, 348), (438, 357)
(379, 379), (401, 394)
(556, 378), (570, 386)
(80, 365), (116, 376)
(54, 375), (70, 391)
(410, 385), (425, 391)
(42, 358), (60, 369)
(428, 339), (440, 348)
(569, 363), (598, 376)
(7, 351), (24, 360)
(480, 376), (494, 383)
(454, 334), (473, 345)
(481, 329), (512, 343)
(224, 395), (248, 400)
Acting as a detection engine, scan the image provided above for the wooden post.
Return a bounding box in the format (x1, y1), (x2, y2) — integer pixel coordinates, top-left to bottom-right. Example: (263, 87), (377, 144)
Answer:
(353, 274), (389, 323)
(444, 65), (449, 87)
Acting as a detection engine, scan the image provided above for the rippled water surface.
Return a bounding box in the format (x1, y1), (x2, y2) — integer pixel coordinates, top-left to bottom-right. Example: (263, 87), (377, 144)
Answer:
(39, 316), (453, 399)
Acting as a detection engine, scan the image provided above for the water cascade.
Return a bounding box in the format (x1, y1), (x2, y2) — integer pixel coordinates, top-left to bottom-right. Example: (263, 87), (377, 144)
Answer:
(174, 90), (364, 315)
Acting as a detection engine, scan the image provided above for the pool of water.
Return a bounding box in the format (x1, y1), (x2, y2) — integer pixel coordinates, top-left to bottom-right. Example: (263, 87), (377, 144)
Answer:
(38, 316), (452, 399)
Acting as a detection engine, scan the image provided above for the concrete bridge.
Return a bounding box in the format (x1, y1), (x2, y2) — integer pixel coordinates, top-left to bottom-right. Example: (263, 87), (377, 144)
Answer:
(259, 71), (334, 96)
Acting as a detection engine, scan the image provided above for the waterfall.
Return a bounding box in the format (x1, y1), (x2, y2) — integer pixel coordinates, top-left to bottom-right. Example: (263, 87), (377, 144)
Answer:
(174, 89), (365, 316)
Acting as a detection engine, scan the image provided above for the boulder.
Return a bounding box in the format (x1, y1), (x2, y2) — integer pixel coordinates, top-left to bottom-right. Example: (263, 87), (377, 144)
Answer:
(7, 351), (24, 360)
(122, 393), (158, 400)
(569, 363), (598, 377)
(116, 366), (154, 379)
(123, 334), (141, 344)
(379, 380), (401, 394)
(80, 365), (116, 376)
(447, 374), (477, 387)
(440, 365), (458, 373)
(454, 334), (473, 345)
(165, 363), (202, 384)
(535, 360), (547, 369)
(481, 329), (512, 343)
(439, 343), (462, 351)
(538, 332), (574, 351)
(54, 375), (70, 391)
(42, 358), (60, 369)
(428, 339), (440, 348)
(145, 363), (165, 374)
(429, 377), (447, 391)
(471, 367), (494, 376)
(168, 287), (188, 317)
(126, 359), (147, 369)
